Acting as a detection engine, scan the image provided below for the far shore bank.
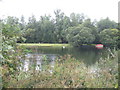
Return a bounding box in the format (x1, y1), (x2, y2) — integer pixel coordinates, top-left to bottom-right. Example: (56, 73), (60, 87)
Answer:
(18, 43), (71, 47)
(17, 43), (99, 48)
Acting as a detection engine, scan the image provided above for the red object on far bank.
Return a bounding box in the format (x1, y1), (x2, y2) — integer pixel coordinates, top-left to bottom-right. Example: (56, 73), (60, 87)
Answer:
(95, 44), (103, 49)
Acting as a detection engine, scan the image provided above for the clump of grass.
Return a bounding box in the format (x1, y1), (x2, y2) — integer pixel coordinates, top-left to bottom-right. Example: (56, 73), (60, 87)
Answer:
(5, 51), (118, 88)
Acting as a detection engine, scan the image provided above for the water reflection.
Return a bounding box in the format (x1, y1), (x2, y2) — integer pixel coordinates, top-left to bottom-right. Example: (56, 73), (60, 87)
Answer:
(29, 46), (107, 65)
(19, 46), (109, 72)
(36, 59), (42, 71)
(23, 59), (29, 71)
(20, 54), (57, 72)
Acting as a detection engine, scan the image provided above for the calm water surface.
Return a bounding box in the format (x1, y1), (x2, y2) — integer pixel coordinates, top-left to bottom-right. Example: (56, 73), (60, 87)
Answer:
(19, 46), (109, 72)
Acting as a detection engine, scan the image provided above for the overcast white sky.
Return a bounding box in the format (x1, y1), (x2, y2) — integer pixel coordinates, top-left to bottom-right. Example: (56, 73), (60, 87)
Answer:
(0, 0), (119, 22)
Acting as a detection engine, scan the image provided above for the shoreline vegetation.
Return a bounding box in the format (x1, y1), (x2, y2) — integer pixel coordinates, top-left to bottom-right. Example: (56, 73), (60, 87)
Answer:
(4, 43), (117, 88)
(6, 53), (118, 88)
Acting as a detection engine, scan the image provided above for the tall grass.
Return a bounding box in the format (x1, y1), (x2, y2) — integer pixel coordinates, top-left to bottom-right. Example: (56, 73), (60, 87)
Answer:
(4, 50), (118, 88)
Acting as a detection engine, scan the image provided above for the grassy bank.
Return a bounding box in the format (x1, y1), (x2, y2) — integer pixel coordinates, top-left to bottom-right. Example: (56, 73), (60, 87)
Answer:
(5, 52), (118, 88)
(18, 43), (71, 47)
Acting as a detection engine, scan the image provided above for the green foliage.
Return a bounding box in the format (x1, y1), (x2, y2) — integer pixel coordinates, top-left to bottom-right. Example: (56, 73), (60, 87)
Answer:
(70, 13), (84, 26)
(3, 10), (117, 47)
(66, 24), (95, 46)
(97, 17), (117, 32)
(99, 29), (118, 46)
(22, 10), (86, 44)
(1, 17), (26, 87)
(24, 15), (56, 43)
(5, 53), (118, 88)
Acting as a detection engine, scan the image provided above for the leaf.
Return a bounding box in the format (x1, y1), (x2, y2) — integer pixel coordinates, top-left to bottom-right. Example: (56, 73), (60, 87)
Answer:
(115, 83), (118, 88)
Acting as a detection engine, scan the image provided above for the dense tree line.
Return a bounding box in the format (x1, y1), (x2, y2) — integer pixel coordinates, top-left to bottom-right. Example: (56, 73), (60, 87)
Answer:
(1, 9), (119, 47)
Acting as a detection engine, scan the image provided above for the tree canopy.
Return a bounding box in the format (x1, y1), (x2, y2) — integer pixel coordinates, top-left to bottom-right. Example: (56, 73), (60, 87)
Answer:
(1, 9), (118, 47)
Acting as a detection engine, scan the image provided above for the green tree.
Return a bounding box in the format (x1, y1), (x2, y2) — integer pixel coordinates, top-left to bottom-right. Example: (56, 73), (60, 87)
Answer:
(97, 17), (117, 32)
(99, 29), (118, 46)
(39, 15), (56, 43)
(70, 13), (84, 26)
(19, 15), (26, 30)
(54, 9), (65, 43)
(25, 15), (37, 43)
(6, 16), (19, 25)
(60, 16), (71, 43)
(82, 19), (99, 43)
(66, 25), (95, 46)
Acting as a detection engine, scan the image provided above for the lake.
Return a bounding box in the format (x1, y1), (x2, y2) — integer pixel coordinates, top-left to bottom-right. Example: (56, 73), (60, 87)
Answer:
(19, 45), (110, 72)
